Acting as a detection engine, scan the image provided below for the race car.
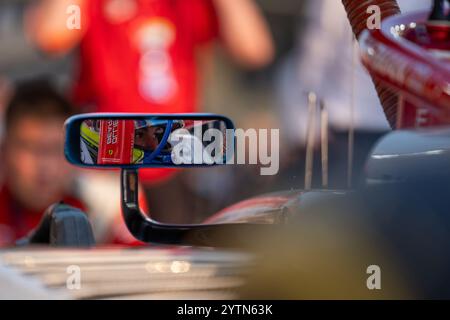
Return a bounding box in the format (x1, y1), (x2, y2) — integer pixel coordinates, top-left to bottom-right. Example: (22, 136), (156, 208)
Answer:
(1, 0), (450, 300)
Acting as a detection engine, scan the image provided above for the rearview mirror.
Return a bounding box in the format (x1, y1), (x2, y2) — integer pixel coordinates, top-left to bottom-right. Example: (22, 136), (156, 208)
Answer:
(63, 113), (269, 247)
(65, 113), (235, 168)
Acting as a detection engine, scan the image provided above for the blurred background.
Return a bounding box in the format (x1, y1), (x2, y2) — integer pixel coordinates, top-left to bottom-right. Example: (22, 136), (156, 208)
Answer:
(0, 0), (307, 236)
(2, 0), (429, 245)
(0, 0), (302, 126)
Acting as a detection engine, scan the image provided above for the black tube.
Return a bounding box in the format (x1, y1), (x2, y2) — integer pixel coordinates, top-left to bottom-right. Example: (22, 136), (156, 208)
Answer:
(429, 0), (446, 21)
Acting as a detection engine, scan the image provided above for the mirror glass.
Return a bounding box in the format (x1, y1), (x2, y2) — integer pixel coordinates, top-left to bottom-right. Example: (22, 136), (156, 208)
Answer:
(71, 116), (233, 167)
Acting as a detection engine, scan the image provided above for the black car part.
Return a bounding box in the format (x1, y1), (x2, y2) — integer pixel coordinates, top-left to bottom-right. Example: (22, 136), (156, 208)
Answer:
(121, 169), (274, 247)
(16, 203), (95, 247)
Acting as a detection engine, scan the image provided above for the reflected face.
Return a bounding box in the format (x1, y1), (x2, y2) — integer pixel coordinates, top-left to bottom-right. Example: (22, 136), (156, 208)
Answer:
(76, 117), (232, 166)
(134, 126), (164, 152)
(3, 116), (72, 211)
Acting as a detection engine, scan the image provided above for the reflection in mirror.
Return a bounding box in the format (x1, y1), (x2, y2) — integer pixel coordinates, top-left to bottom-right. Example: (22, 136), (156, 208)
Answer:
(79, 118), (231, 166)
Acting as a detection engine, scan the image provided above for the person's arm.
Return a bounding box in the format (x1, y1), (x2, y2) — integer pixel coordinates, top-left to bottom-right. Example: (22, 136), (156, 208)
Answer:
(25, 0), (87, 55)
(212, 0), (275, 68)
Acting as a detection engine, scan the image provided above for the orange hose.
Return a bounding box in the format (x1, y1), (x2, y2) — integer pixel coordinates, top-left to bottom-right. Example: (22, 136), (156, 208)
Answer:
(342, 0), (401, 128)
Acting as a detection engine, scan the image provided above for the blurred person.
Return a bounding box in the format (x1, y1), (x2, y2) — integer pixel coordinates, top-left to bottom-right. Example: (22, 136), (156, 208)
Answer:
(0, 80), (84, 246)
(26, 0), (274, 223)
(0, 76), (13, 155)
(275, 0), (431, 188)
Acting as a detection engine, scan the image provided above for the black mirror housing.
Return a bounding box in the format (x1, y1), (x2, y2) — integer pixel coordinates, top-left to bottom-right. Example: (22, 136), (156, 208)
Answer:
(64, 113), (235, 169)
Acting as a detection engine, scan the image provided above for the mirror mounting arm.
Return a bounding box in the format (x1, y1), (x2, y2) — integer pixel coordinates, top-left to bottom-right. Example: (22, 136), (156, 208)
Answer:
(121, 169), (272, 247)
(121, 169), (191, 245)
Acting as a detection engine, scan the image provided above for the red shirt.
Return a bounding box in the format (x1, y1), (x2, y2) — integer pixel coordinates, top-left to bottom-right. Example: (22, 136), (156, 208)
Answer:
(74, 0), (218, 113)
(0, 186), (85, 247)
(73, 0), (219, 183)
